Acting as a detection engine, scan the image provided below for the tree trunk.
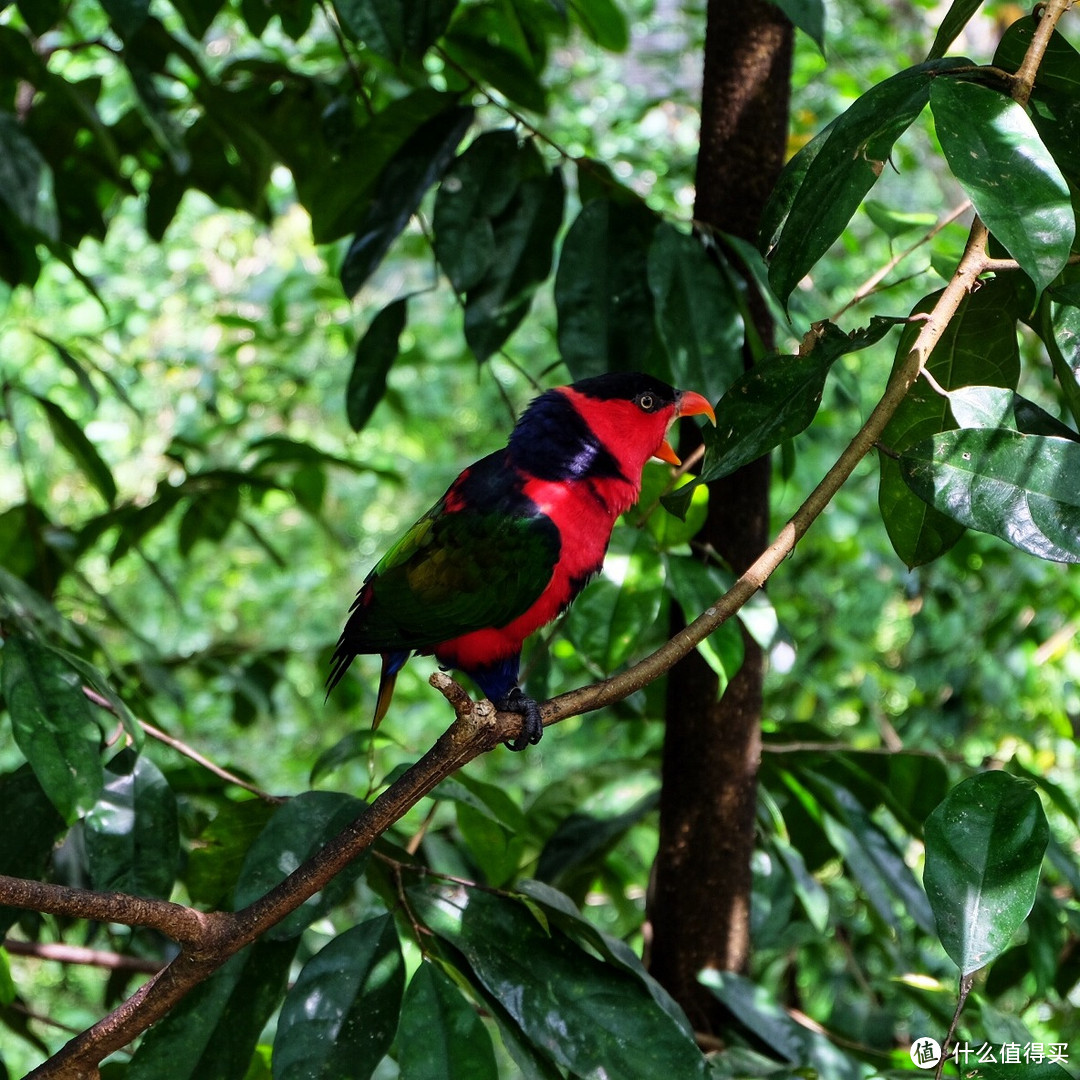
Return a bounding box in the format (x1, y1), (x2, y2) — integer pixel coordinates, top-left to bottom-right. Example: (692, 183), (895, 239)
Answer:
(647, 0), (792, 1034)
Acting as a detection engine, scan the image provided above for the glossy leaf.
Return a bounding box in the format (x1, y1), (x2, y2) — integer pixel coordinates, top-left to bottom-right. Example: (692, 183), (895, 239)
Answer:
(0, 766), (66, 937)
(878, 280), (1021, 567)
(1032, 286), (1080, 429)
(647, 222), (744, 407)
(900, 427), (1080, 563)
(946, 385), (1079, 440)
(764, 59), (970, 304)
(930, 78), (1073, 295)
(1, 635), (104, 824)
(273, 916), (404, 1080)
(341, 105), (474, 298)
(555, 195), (659, 378)
(346, 298), (407, 433)
(665, 317), (901, 518)
(412, 885), (709, 1079)
(185, 798), (278, 908)
(129, 940), (296, 1080)
(233, 791), (368, 937)
(85, 748), (178, 899)
(397, 963), (498, 1080)
(771, 0), (825, 52)
(923, 772), (1049, 975)
(332, 0), (455, 61)
(926, 0), (983, 60)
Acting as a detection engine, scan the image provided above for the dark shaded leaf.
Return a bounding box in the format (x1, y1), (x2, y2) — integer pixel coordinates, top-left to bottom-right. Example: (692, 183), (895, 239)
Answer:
(930, 78), (1073, 295)
(0, 766), (66, 937)
(878, 279), (1021, 567)
(412, 885), (709, 1079)
(555, 195), (660, 378)
(273, 916), (404, 1080)
(770, 0), (824, 52)
(899, 427), (1080, 563)
(33, 395), (117, 505)
(185, 798), (278, 908)
(347, 299), (408, 432)
(0, 111), (59, 241)
(341, 105), (474, 297)
(1032, 285), (1080, 429)
(333, 0), (456, 60)
(923, 772), (1049, 975)
(100, 0), (150, 38)
(570, 0), (628, 51)
(397, 963), (498, 1080)
(129, 940), (296, 1080)
(764, 58), (970, 303)
(1, 635), (104, 824)
(647, 223), (744, 407)
(234, 791), (368, 937)
(85, 748), (178, 899)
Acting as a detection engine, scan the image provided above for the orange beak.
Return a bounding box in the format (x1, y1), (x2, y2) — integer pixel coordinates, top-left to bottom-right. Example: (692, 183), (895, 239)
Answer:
(655, 389), (717, 466)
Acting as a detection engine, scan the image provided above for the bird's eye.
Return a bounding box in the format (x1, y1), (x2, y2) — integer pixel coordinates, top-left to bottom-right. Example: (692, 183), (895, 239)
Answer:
(637, 392), (656, 411)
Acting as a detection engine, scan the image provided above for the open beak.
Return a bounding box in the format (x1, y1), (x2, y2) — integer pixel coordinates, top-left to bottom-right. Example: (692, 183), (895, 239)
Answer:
(655, 389), (717, 466)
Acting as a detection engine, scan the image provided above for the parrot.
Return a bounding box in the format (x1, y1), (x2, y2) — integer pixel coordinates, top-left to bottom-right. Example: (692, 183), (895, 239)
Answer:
(327, 372), (716, 750)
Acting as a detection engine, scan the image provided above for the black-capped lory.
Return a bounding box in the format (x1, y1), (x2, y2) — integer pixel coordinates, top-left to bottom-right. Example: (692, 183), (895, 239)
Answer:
(327, 372), (716, 750)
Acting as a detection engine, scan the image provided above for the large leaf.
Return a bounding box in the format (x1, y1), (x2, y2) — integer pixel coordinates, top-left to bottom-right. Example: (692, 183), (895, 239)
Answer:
(764, 58), (970, 304)
(899, 427), (1080, 563)
(555, 195), (660, 378)
(923, 772), (1049, 975)
(1032, 284), (1080, 430)
(332, 0), (456, 61)
(397, 963), (498, 1080)
(273, 916), (404, 1080)
(664, 317), (902, 518)
(341, 105), (474, 297)
(412, 884), (709, 1080)
(346, 298), (408, 433)
(85, 748), (179, 899)
(647, 222), (744, 407)
(930, 78), (1074, 295)
(33, 395), (117, 505)
(185, 798), (278, 908)
(945, 384), (1079, 440)
(1, 635), (104, 824)
(129, 939), (296, 1080)
(233, 790), (368, 938)
(878, 279), (1021, 567)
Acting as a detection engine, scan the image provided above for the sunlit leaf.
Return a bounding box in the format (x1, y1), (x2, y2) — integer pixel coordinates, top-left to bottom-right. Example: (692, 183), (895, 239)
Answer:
(930, 78), (1074, 295)
(899, 427), (1080, 563)
(923, 773), (1049, 975)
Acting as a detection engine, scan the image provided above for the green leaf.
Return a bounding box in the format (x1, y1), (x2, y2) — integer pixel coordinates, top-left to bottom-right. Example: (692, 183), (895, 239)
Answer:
(930, 78), (1074, 295)
(332, 0), (456, 61)
(878, 279), (1021, 567)
(664, 555), (745, 695)
(99, 0), (150, 37)
(233, 791), (368, 937)
(459, 144), (565, 362)
(665, 317), (901, 518)
(186, 798), (278, 909)
(346, 298), (407, 432)
(397, 963), (498, 1080)
(0, 111), (60, 242)
(1, 635), (104, 824)
(923, 772), (1049, 975)
(647, 223), (744, 407)
(0, 766), (66, 937)
(765, 59), (970, 304)
(769, 0), (824, 53)
(926, 0), (983, 60)
(946, 385), (1079, 440)
(85, 748), (178, 900)
(899, 427), (1080, 563)
(1032, 286), (1080, 430)
(570, 0), (628, 51)
(273, 916), (404, 1080)
(341, 105), (474, 298)
(555, 195), (660, 378)
(129, 940), (296, 1080)
(700, 970), (870, 1079)
(33, 395), (117, 504)
(412, 885), (709, 1080)
(968, 1063), (1075, 1080)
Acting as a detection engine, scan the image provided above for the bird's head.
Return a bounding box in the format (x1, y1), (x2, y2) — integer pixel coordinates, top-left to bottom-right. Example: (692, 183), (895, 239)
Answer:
(559, 372), (716, 478)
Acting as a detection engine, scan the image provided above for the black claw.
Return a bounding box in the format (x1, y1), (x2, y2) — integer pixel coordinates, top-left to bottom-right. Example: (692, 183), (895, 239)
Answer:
(497, 688), (544, 751)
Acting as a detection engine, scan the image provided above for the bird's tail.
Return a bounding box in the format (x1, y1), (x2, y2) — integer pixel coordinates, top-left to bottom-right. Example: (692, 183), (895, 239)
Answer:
(374, 652), (407, 727)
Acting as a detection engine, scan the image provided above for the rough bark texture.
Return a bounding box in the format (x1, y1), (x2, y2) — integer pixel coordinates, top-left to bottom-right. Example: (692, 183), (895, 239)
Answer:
(647, 0), (792, 1034)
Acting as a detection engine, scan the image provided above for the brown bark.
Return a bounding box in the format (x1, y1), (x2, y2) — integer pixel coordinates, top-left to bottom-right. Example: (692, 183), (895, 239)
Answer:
(647, 0), (792, 1033)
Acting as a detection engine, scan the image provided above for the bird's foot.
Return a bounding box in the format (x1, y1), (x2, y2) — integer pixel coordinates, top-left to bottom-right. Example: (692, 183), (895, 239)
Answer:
(496, 688), (544, 751)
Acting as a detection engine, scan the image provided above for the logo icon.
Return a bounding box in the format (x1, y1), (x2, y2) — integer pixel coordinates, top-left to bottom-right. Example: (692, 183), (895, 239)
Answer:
(910, 1037), (943, 1069)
